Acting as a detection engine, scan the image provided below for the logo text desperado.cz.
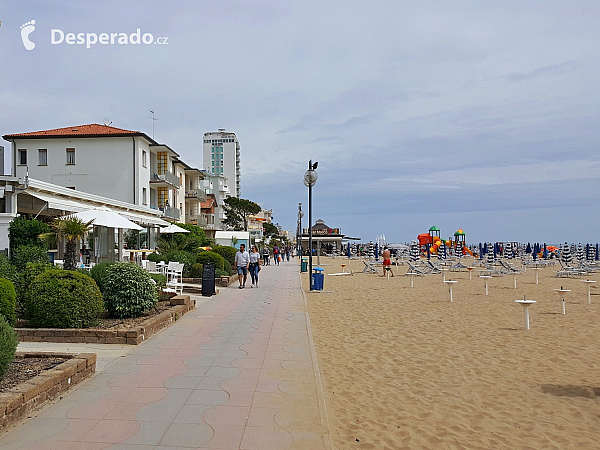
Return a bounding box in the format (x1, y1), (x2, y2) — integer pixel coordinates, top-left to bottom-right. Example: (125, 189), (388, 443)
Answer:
(51, 29), (167, 48)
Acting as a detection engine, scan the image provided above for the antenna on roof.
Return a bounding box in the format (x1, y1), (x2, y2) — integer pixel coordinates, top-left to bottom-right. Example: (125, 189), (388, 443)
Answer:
(103, 117), (112, 126)
(149, 110), (157, 139)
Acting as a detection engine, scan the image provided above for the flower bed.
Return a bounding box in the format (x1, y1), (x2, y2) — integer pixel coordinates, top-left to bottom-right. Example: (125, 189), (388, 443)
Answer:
(15, 295), (195, 345)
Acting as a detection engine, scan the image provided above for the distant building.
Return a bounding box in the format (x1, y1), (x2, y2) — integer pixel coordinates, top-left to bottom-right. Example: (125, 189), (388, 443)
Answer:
(203, 129), (240, 197)
(0, 145), (4, 175)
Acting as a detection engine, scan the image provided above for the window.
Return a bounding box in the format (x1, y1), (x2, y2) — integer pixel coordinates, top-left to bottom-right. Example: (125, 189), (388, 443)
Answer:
(38, 149), (47, 166)
(142, 150), (147, 168)
(66, 148), (75, 165)
(142, 188), (147, 205)
(18, 149), (27, 165)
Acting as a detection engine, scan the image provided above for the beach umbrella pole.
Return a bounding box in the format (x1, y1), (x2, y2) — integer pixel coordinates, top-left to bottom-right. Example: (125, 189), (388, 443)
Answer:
(514, 274), (517, 289)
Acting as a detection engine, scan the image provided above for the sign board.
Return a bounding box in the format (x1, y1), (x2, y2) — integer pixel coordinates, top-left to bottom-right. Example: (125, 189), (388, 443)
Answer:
(202, 263), (215, 296)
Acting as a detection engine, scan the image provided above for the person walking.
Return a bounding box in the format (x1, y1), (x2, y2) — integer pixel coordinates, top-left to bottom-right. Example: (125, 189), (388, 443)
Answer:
(234, 244), (250, 289)
(262, 247), (270, 265)
(273, 245), (280, 266)
(249, 245), (261, 287)
(285, 245), (290, 262)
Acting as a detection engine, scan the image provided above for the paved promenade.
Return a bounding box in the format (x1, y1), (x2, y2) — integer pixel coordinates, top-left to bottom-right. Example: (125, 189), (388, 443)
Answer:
(0, 259), (331, 449)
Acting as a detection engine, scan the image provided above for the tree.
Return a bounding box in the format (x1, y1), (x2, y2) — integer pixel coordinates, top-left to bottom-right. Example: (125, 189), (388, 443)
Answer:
(262, 222), (279, 239)
(221, 197), (261, 231)
(40, 216), (94, 270)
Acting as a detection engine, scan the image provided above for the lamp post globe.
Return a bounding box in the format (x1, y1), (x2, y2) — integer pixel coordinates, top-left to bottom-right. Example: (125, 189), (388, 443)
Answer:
(305, 160), (318, 290)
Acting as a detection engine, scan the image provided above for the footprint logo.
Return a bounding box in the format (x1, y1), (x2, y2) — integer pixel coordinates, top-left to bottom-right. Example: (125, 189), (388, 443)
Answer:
(20, 20), (36, 50)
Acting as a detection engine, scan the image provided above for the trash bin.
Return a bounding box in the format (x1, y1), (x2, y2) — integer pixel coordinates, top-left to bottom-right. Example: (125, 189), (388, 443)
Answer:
(300, 258), (308, 273)
(311, 267), (324, 291)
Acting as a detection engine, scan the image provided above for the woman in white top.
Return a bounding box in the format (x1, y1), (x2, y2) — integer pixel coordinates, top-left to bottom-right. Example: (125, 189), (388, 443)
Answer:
(249, 245), (261, 287)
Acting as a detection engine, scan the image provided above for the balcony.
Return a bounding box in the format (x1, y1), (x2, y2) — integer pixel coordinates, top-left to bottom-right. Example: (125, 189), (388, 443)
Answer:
(198, 214), (217, 229)
(185, 188), (207, 202)
(150, 170), (180, 188)
(160, 205), (180, 221)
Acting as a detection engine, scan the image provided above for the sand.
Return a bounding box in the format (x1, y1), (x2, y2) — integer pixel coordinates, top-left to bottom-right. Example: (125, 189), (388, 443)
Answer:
(302, 257), (600, 449)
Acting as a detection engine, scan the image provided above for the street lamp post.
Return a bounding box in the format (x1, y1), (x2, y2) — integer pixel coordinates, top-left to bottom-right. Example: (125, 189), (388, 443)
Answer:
(297, 203), (303, 257)
(304, 160), (318, 290)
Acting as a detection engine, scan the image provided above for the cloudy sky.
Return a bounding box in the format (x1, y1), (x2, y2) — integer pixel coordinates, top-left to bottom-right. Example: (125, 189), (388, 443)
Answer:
(1, 1), (599, 244)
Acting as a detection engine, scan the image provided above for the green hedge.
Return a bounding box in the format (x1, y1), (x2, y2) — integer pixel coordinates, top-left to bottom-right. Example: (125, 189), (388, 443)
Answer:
(12, 245), (50, 271)
(27, 270), (104, 328)
(147, 252), (163, 263)
(212, 246), (237, 266)
(0, 315), (18, 380)
(15, 263), (52, 317)
(89, 262), (116, 293)
(196, 251), (225, 271)
(0, 254), (16, 284)
(0, 278), (17, 326)
(103, 263), (157, 319)
(189, 263), (203, 278)
(8, 217), (49, 255)
(164, 251), (196, 276)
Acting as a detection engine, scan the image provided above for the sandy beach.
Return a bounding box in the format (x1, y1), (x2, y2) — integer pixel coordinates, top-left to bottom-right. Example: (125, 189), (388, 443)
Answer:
(302, 257), (600, 449)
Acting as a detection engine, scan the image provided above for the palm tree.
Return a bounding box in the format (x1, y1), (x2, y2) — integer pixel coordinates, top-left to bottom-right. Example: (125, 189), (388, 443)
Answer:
(40, 216), (94, 270)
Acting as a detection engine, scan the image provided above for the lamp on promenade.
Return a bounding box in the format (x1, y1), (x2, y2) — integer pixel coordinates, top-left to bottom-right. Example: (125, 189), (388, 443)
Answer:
(297, 203), (303, 257)
(304, 160), (318, 290)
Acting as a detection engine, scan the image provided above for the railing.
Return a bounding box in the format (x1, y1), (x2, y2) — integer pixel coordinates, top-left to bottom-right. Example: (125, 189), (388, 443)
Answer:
(198, 214), (217, 229)
(185, 189), (207, 202)
(160, 205), (180, 221)
(151, 170), (181, 188)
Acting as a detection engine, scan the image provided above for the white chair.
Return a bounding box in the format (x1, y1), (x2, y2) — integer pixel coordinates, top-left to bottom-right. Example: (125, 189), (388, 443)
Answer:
(165, 263), (185, 295)
(53, 260), (64, 269)
(146, 261), (162, 274)
(166, 261), (182, 282)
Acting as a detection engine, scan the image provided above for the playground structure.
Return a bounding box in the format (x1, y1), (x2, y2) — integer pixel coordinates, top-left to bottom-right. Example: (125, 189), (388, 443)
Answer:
(417, 226), (471, 256)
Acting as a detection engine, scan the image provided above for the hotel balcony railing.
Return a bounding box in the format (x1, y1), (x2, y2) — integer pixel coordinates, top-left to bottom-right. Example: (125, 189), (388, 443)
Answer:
(160, 205), (180, 221)
(185, 189), (207, 202)
(198, 214), (217, 229)
(151, 170), (181, 188)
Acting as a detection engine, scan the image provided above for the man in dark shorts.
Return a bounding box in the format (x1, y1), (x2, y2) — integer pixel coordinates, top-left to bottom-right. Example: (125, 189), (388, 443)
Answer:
(382, 247), (394, 277)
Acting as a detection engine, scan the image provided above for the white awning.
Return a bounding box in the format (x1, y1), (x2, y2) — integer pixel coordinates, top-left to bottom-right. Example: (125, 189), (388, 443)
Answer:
(26, 191), (168, 227)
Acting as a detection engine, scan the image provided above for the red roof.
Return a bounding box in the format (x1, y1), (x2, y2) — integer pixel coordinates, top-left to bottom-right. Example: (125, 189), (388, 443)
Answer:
(3, 124), (149, 140)
(200, 198), (215, 209)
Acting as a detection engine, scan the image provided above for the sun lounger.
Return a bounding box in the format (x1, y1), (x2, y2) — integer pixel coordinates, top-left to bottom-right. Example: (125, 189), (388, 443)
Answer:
(362, 261), (379, 273)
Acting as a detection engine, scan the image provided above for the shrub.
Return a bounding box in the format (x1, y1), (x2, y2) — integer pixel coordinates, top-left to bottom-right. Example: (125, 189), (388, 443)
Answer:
(149, 273), (167, 293)
(212, 246), (237, 266)
(89, 262), (116, 293)
(174, 223), (208, 251)
(0, 315), (18, 380)
(0, 278), (17, 326)
(15, 263), (52, 316)
(215, 268), (229, 278)
(147, 252), (163, 263)
(189, 263), (203, 278)
(164, 251), (196, 276)
(0, 253), (17, 284)
(196, 251), (225, 271)
(223, 259), (233, 276)
(8, 217), (50, 255)
(12, 245), (50, 272)
(27, 270), (104, 328)
(103, 263), (157, 319)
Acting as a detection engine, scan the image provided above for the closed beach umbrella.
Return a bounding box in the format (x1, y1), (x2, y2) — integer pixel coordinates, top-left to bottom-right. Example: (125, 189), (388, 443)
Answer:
(426, 244), (431, 260)
(374, 243), (379, 261)
(487, 243), (495, 264)
(347, 243), (351, 258)
(505, 242), (513, 259)
(367, 242), (374, 260)
(596, 244), (599, 261)
(586, 244), (593, 261)
(479, 243), (484, 260)
(532, 243), (538, 260)
(526, 243), (532, 254)
(562, 242), (572, 265)
(543, 243), (548, 259)
(493, 243), (499, 259)
(577, 243), (584, 264)
(409, 240), (420, 261)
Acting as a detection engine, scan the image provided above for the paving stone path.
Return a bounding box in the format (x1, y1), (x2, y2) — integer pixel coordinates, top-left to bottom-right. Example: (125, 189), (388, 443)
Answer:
(0, 259), (332, 449)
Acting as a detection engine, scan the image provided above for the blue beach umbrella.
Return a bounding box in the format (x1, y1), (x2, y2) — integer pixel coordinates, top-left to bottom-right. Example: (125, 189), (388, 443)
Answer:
(479, 243), (483, 259)
(426, 244), (431, 260)
(533, 243), (538, 260)
(374, 243), (379, 261)
(493, 243), (499, 259)
(526, 243), (532, 254)
(347, 243), (351, 258)
(596, 244), (599, 261)
(543, 243), (548, 259)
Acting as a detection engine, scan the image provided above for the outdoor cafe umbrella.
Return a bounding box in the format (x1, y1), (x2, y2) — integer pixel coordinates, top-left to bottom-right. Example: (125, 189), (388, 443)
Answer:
(160, 223), (190, 234)
(71, 206), (142, 231)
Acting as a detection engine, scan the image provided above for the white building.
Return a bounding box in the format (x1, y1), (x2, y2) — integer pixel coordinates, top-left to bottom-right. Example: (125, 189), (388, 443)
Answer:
(202, 129), (240, 198)
(3, 124), (182, 222)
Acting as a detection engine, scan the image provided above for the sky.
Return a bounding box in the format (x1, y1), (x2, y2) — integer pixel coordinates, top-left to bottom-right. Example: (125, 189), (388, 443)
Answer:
(1, 1), (599, 244)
